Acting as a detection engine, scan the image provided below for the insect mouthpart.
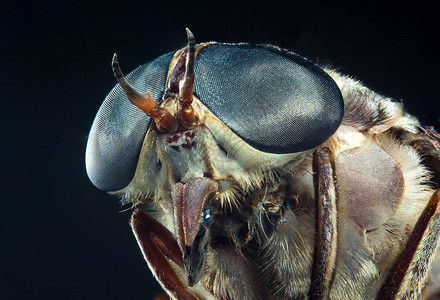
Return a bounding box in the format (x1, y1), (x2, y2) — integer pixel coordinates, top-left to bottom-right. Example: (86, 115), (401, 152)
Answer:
(172, 177), (218, 286)
(183, 207), (217, 287)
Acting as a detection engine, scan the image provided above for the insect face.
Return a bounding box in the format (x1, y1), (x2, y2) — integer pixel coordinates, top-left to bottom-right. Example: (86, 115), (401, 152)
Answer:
(86, 29), (440, 299)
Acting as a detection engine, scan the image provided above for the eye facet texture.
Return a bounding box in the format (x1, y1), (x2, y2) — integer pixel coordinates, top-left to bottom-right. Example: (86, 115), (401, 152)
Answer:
(194, 44), (344, 154)
(86, 52), (174, 191)
(86, 43), (344, 191)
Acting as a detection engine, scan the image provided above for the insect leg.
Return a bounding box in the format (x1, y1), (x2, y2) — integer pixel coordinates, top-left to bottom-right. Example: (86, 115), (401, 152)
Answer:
(130, 209), (198, 300)
(377, 190), (440, 299)
(310, 147), (338, 299)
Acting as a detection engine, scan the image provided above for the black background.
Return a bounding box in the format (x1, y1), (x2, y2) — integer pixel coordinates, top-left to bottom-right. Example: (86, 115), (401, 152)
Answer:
(1, 1), (439, 299)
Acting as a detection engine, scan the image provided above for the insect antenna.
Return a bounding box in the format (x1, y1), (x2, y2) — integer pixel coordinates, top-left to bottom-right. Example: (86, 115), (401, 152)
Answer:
(177, 28), (203, 128)
(179, 28), (195, 101)
(111, 53), (177, 131)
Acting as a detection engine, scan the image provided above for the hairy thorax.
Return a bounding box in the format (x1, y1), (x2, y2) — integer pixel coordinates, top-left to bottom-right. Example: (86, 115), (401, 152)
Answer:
(263, 125), (431, 299)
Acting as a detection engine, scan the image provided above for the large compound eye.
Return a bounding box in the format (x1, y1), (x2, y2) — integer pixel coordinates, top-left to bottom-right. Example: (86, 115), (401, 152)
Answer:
(86, 52), (174, 191)
(86, 42), (344, 191)
(193, 44), (344, 154)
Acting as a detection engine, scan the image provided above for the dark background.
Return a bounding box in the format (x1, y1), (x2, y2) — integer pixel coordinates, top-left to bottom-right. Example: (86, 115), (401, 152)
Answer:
(1, 1), (438, 299)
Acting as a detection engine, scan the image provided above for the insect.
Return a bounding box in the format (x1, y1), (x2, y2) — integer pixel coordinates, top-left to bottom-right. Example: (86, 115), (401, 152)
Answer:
(85, 29), (440, 299)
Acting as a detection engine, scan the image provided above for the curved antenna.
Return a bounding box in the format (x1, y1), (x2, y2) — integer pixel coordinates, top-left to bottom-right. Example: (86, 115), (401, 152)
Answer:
(178, 28), (200, 127)
(179, 28), (195, 101)
(112, 54), (177, 131)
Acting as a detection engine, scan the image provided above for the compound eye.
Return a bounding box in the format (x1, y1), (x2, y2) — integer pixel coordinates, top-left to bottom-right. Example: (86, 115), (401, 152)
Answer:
(85, 52), (174, 191)
(193, 44), (344, 154)
(202, 208), (214, 228)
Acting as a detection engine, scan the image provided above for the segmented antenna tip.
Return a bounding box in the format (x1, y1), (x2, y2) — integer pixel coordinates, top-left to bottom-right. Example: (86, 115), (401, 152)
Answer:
(186, 28), (195, 47)
(112, 53), (123, 80)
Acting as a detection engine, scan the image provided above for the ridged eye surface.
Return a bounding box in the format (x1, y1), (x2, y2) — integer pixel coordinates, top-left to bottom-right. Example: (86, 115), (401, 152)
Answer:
(86, 43), (345, 191)
(86, 52), (174, 191)
(193, 44), (344, 154)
